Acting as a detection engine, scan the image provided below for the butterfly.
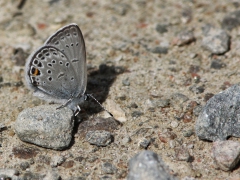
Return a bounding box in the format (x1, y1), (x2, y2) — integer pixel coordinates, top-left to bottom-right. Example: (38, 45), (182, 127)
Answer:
(25, 23), (97, 116)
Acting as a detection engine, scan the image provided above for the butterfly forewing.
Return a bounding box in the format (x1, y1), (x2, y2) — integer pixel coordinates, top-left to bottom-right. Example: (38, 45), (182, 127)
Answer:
(27, 46), (80, 101)
(44, 23), (87, 97)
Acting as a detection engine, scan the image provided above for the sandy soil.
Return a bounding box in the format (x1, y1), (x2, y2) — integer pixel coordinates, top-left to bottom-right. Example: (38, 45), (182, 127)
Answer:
(0, 0), (240, 179)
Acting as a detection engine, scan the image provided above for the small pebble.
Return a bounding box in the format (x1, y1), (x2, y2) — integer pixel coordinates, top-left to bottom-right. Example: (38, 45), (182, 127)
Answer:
(150, 46), (168, 54)
(212, 140), (240, 171)
(202, 25), (230, 55)
(86, 130), (113, 146)
(138, 138), (150, 149)
(174, 146), (191, 162)
(170, 121), (179, 128)
(101, 162), (117, 174)
(127, 151), (177, 180)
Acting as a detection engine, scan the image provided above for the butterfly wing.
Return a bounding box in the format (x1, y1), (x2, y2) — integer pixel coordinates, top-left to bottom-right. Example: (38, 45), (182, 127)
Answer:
(44, 23), (87, 97)
(25, 46), (80, 104)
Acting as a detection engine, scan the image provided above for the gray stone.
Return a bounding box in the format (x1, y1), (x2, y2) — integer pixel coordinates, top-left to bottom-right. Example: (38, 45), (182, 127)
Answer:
(127, 150), (177, 180)
(0, 169), (20, 180)
(138, 138), (150, 149)
(212, 140), (240, 171)
(175, 30), (195, 46)
(202, 25), (230, 55)
(15, 105), (74, 150)
(86, 130), (113, 146)
(101, 162), (117, 174)
(222, 10), (240, 31)
(150, 47), (168, 54)
(155, 24), (168, 34)
(210, 59), (226, 69)
(195, 84), (240, 141)
(174, 146), (191, 162)
(50, 155), (65, 167)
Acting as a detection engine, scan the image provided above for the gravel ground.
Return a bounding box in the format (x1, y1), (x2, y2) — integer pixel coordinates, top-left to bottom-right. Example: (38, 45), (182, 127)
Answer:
(1, 0), (240, 179)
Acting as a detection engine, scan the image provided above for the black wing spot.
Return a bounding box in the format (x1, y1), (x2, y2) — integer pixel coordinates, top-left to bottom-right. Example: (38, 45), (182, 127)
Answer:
(48, 77), (52, 81)
(53, 52), (57, 56)
(52, 60), (56, 63)
(61, 49), (64, 52)
(55, 41), (59, 45)
(37, 53), (42, 58)
(66, 44), (69, 48)
(37, 62), (42, 67)
(61, 36), (64, 40)
(65, 62), (69, 67)
(34, 60), (38, 64)
(72, 59), (79, 63)
(46, 53), (50, 56)
(47, 70), (52, 74)
(66, 33), (70, 36)
(57, 73), (64, 79)
(73, 32), (77, 36)
(59, 61), (63, 65)
(71, 43), (73, 46)
(48, 63), (52, 67)
(76, 43), (79, 46)
(71, 77), (74, 81)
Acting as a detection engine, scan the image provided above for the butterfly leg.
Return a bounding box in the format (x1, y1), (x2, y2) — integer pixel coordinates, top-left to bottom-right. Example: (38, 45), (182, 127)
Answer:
(74, 105), (81, 116)
(57, 98), (73, 110)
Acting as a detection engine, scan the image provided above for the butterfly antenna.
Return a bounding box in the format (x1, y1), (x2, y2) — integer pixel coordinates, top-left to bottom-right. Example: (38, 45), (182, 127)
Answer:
(87, 94), (113, 117)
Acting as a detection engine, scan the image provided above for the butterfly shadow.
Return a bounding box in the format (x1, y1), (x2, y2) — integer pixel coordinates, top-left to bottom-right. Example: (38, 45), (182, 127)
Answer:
(66, 64), (125, 147)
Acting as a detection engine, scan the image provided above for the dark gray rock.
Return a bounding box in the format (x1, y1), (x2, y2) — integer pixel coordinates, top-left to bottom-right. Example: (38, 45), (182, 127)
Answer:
(127, 150), (177, 180)
(155, 24), (168, 34)
(212, 140), (240, 171)
(195, 84), (240, 141)
(210, 59), (226, 69)
(86, 130), (113, 146)
(20, 161), (30, 170)
(15, 105), (74, 150)
(150, 47), (168, 54)
(101, 162), (117, 174)
(222, 10), (240, 31)
(201, 25), (230, 55)
(189, 85), (205, 94)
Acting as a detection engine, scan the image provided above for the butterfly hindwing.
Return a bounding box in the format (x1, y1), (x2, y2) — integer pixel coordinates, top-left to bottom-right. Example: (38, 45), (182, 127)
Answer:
(26, 46), (80, 102)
